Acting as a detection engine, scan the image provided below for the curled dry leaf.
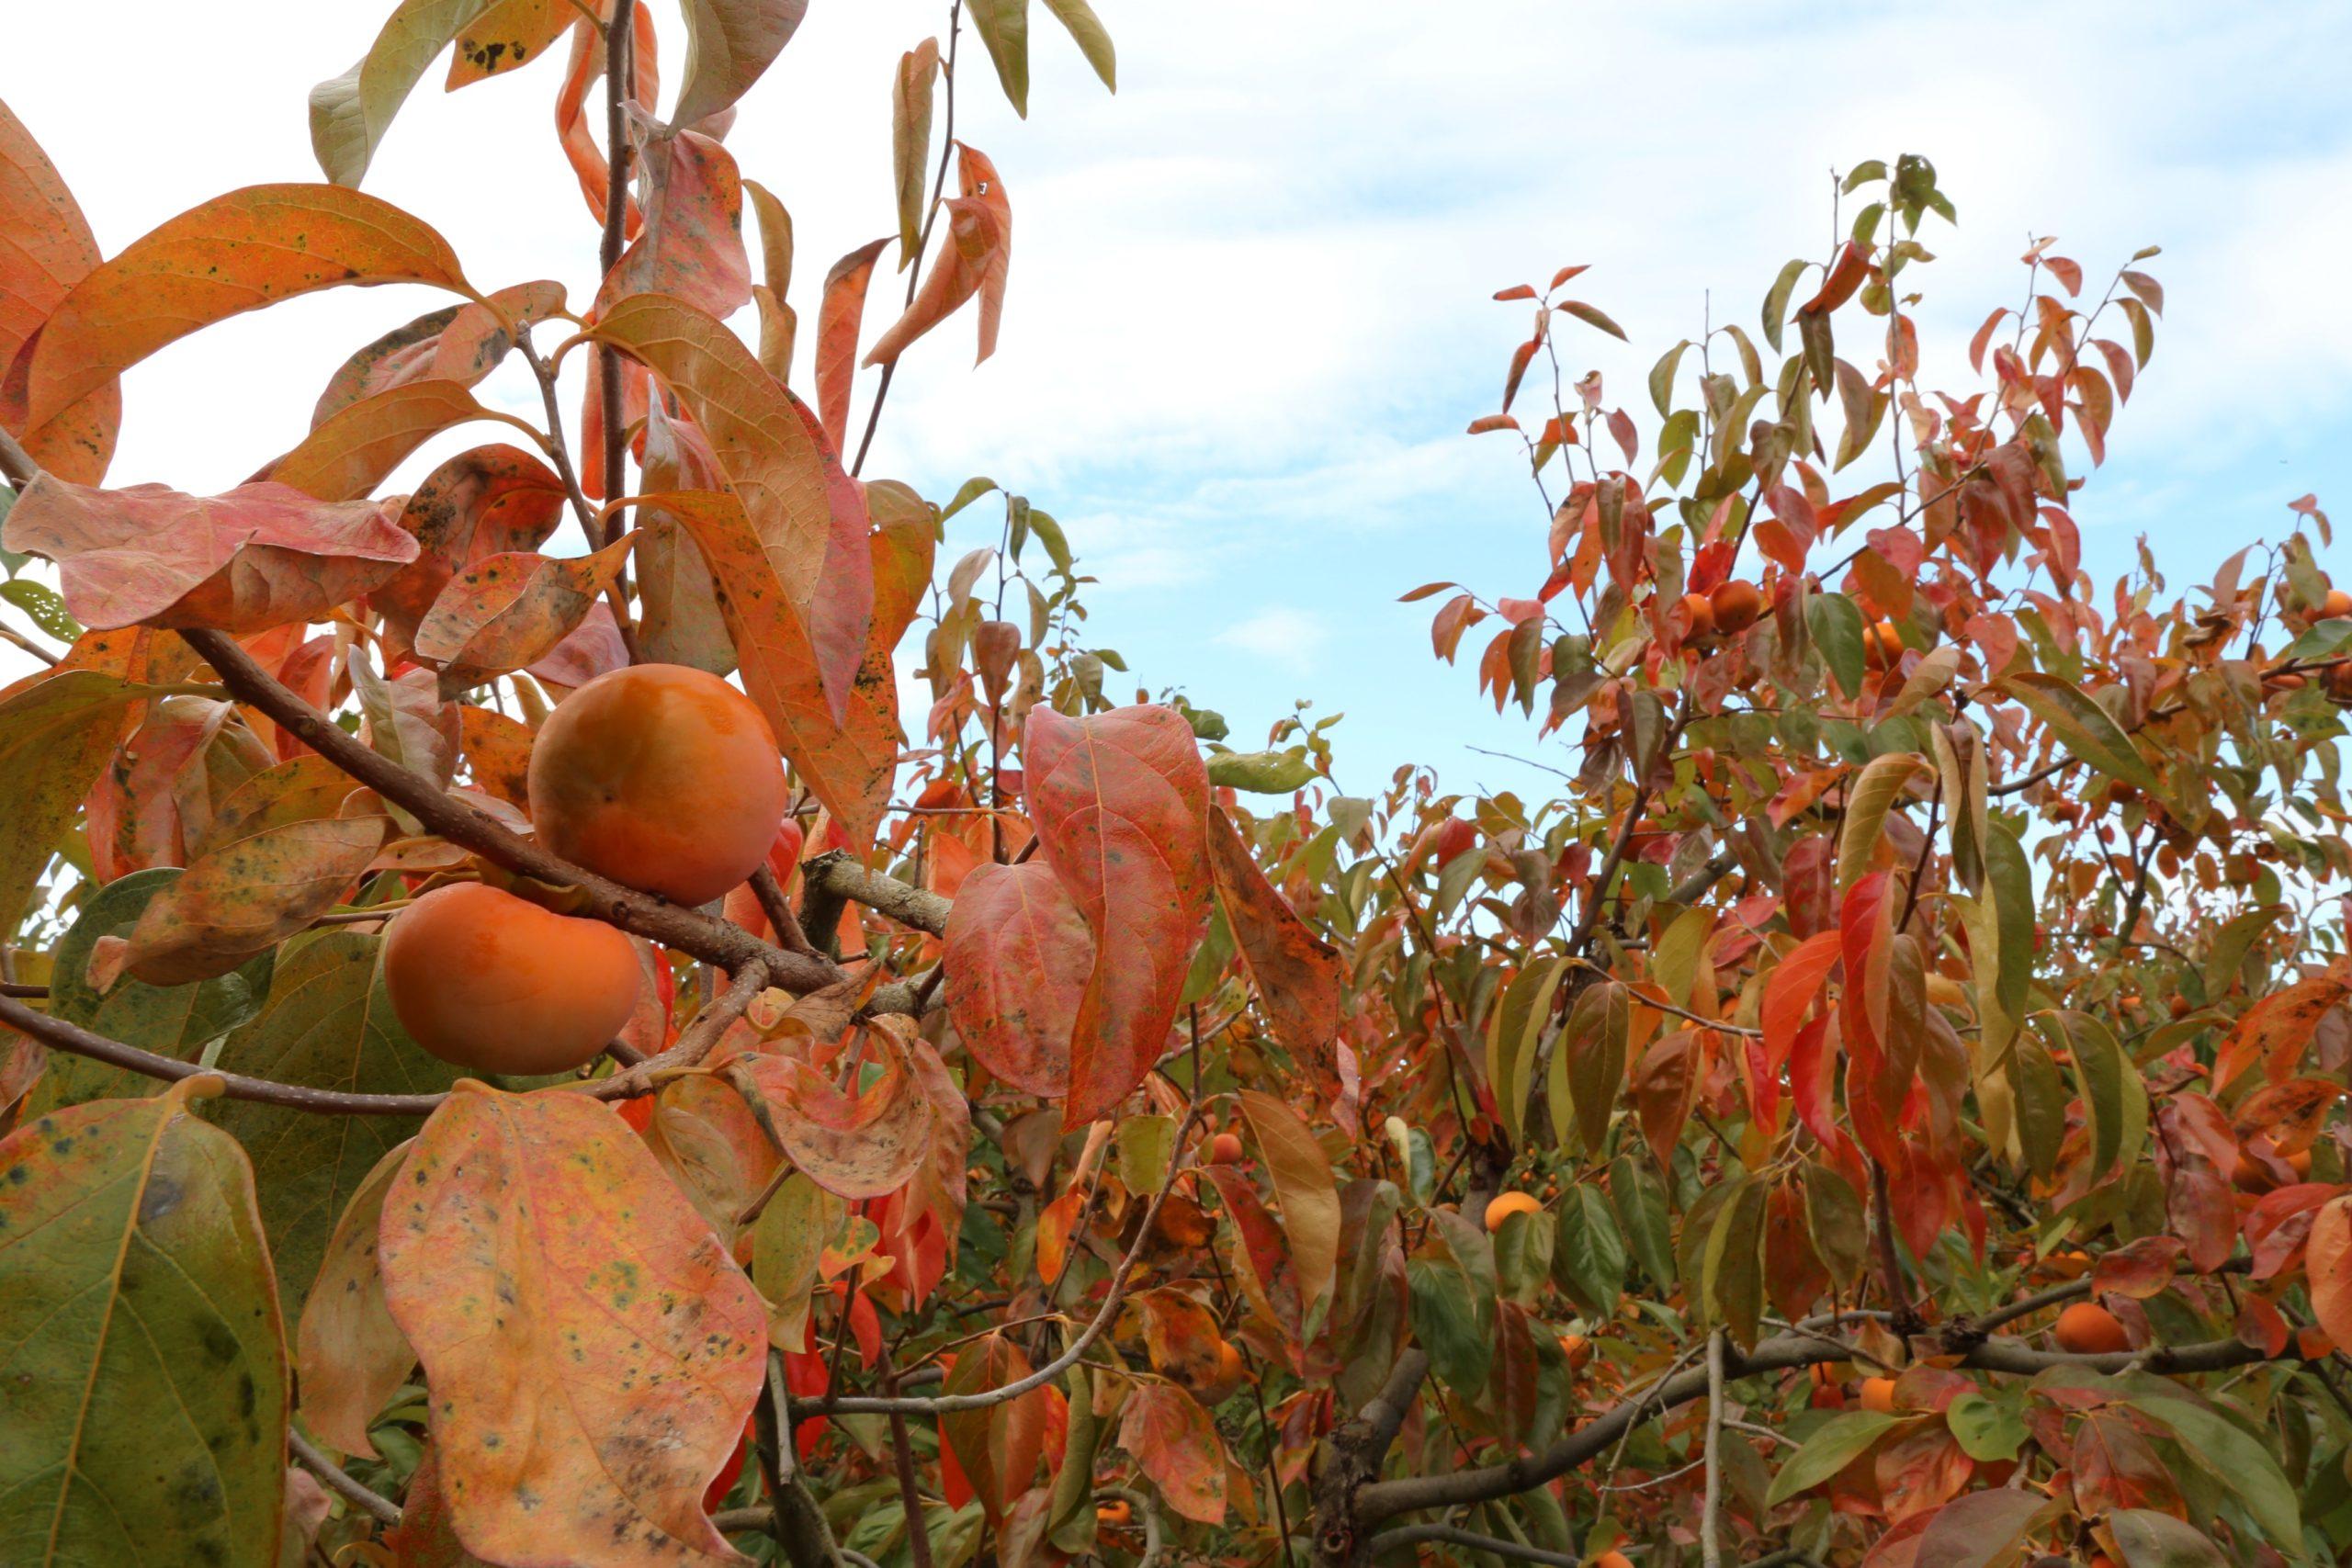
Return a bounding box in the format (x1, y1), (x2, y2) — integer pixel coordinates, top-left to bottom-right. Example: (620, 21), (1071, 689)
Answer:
(125, 754), (390, 986)
(1023, 702), (1212, 1126)
(943, 857), (1092, 1097)
(14, 184), (471, 440)
(0, 100), (119, 481)
(729, 1019), (940, 1200)
(3, 475), (418, 633)
(864, 145), (1012, 369)
(591, 293), (873, 717)
(379, 1083), (766, 1568)
(0, 1081), (290, 1563)
(413, 536), (637, 697)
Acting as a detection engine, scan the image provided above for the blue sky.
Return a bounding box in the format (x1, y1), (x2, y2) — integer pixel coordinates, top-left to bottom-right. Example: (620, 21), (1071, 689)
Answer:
(6, 2), (2349, 807)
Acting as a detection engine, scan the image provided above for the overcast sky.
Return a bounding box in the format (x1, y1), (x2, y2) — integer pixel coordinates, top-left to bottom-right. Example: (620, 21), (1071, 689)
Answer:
(6, 1), (2347, 805)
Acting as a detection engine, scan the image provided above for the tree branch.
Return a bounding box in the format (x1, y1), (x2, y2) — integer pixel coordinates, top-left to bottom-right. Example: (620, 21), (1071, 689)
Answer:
(803, 851), (952, 936)
(179, 626), (857, 996)
(288, 1427), (402, 1527)
(1365, 1524), (1580, 1567)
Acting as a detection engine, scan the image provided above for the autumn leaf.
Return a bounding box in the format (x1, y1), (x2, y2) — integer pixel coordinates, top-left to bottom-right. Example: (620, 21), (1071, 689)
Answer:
(1238, 1089), (1341, 1330)
(0, 100), (119, 481)
(553, 3), (660, 227)
(374, 444), (569, 645)
(413, 536), (636, 697)
(966, 0), (1031, 116)
(310, 0), (506, 185)
(892, 40), (940, 260)
(864, 145), (1011, 369)
(269, 380), (499, 502)
(0, 633), (159, 942)
(2309, 1195), (2352, 1353)
(816, 238), (892, 452)
(3, 475), (418, 633)
(673, 0), (810, 130)
(1118, 1382), (1227, 1524)
(379, 1082), (766, 1567)
(729, 1019), (939, 1199)
(941, 1333), (1050, 1523)
(590, 293), (873, 717)
(635, 403), (739, 674)
(943, 858), (1092, 1097)
(296, 1138), (419, 1457)
(594, 129), (752, 321)
(447, 0), (575, 87)
(0, 1080), (290, 1563)
(125, 755), (390, 985)
(1208, 806), (1343, 1096)
(15, 185), (471, 438)
(1023, 702), (1212, 1125)
(309, 280), (566, 428)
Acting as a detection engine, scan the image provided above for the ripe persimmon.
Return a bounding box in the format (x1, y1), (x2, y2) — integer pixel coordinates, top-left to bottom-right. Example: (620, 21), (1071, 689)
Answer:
(384, 883), (640, 1075)
(1679, 592), (1715, 637)
(1095, 1499), (1132, 1526)
(1590, 1551), (1634, 1568)
(1486, 1190), (1544, 1231)
(2323, 588), (2352, 619)
(527, 663), (788, 906)
(1858, 1376), (1898, 1413)
(1205, 1131), (1246, 1164)
(1709, 579), (1762, 634)
(1557, 1333), (1593, 1370)
(1867, 619), (1905, 666)
(2053, 1301), (2130, 1354)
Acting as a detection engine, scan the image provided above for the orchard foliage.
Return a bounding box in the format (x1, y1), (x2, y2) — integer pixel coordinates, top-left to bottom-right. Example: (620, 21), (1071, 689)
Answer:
(1, 11), (2351, 1568)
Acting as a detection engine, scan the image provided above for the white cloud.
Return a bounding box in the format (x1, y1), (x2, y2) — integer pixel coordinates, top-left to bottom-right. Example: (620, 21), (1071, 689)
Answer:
(1215, 607), (1329, 669)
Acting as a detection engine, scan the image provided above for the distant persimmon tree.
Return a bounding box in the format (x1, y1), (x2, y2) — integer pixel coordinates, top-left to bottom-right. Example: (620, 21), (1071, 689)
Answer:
(2, 8), (2351, 1568)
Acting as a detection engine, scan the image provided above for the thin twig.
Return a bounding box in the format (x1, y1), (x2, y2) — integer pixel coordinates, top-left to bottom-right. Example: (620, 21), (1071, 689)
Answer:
(288, 1427), (402, 1527)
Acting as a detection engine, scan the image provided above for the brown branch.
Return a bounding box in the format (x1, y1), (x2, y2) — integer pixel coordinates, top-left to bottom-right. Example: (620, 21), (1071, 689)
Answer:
(597, 0), (635, 536)
(0, 423), (37, 487)
(1349, 1328), (2281, 1528)
(750, 863), (817, 956)
(288, 1427), (402, 1526)
(803, 851), (952, 936)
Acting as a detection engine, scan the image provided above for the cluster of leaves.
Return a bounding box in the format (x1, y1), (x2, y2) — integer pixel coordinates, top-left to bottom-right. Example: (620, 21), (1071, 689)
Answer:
(4, 10), (2352, 1568)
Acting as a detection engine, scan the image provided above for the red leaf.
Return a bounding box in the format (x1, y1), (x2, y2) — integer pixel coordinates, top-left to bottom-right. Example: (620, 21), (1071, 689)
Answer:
(2308, 1194), (2352, 1348)
(1799, 241), (1870, 318)
(2, 476), (416, 633)
(1207, 807), (1343, 1098)
(1023, 705), (1213, 1125)
(943, 859), (1093, 1097)
(1118, 1382), (1227, 1525)
(939, 1334), (1050, 1524)
(375, 446), (570, 646)
(815, 238), (892, 451)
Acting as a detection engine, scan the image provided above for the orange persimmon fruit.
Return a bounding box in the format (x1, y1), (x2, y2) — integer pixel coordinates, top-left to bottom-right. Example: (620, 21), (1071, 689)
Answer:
(383, 882), (640, 1075)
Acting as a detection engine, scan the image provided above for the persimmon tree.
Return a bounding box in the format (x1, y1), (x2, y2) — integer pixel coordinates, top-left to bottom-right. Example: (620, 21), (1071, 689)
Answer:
(3, 8), (2352, 1568)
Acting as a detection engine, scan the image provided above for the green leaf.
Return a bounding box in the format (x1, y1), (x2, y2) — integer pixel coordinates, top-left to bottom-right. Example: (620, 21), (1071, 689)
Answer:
(1700, 1175), (1766, 1346)
(1041, 0), (1115, 89)
(1550, 1183), (1625, 1316)
(1841, 159), (1889, 191)
(1998, 671), (2163, 795)
(1807, 592), (1867, 700)
(310, 0), (494, 186)
(1206, 747), (1317, 794)
(943, 476), (1001, 520)
(1910, 1489), (2060, 1568)
(2130, 1393), (2302, 1550)
(2106, 1509), (2232, 1567)
(1761, 257), (1811, 354)
(1484, 955), (1566, 1144)
(2202, 904), (2282, 1004)
(0, 1083), (290, 1562)
(1836, 751), (1925, 894)
(1803, 1160), (1867, 1288)
(1406, 1255), (1490, 1392)
(1766, 1410), (1896, 1506)
(0, 665), (155, 945)
(2059, 1010), (2144, 1180)
(1046, 1367), (1101, 1553)
(209, 931), (461, 1316)
(1944, 1390), (2026, 1461)
(1648, 340), (1691, 417)
(966, 0), (1032, 116)
(1608, 1151), (1674, 1291)
(0, 578), (79, 641)
(42, 867), (275, 1111)
(1492, 1206), (1553, 1306)
(673, 0), (813, 130)
(1565, 981), (1629, 1153)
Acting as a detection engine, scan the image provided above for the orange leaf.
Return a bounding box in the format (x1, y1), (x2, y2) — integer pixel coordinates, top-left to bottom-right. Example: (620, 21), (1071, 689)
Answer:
(1024, 704), (1212, 1125)
(0, 100), (118, 481)
(413, 536), (636, 697)
(269, 380), (497, 502)
(863, 144), (1010, 368)
(376, 445), (569, 645)
(16, 185), (471, 440)
(591, 293), (872, 719)
(815, 237), (892, 451)
(379, 1083), (765, 1567)
(731, 1020), (939, 1199)
(1118, 1382), (1227, 1524)
(296, 1140), (416, 1458)
(939, 1333), (1049, 1523)
(594, 129), (752, 321)
(310, 280), (567, 429)
(2309, 1195), (2352, 1351)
